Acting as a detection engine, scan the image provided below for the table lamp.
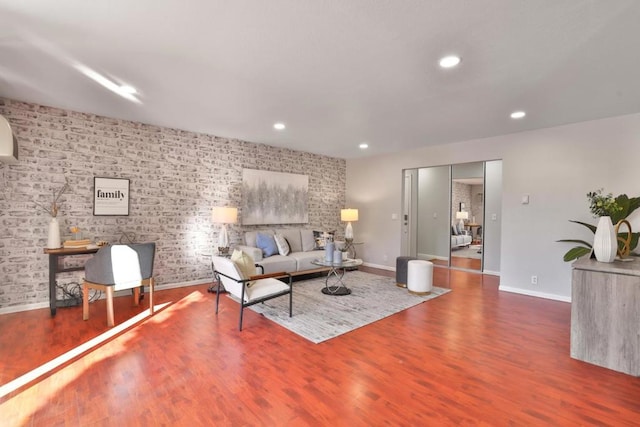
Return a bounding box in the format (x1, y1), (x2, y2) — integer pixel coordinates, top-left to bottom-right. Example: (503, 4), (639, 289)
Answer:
(456, 211), (468, 231)
(341, 208), (359, 241)
(212, 206), (238, 255)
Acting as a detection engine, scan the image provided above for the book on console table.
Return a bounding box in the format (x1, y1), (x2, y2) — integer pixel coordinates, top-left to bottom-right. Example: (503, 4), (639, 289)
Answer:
(63, 239), (92, 249)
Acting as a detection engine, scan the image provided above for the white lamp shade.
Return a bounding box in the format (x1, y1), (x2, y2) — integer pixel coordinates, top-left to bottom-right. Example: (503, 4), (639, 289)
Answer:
(455, 211), (468, 220)
(212, 207), (238, 224)
(341, 208), (359, 222)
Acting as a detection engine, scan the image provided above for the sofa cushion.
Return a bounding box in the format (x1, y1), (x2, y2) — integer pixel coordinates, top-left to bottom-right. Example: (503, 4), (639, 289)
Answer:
(289, 250), (325, 271)
(274, 233), (291, 256)
(256, 232), (279, 257)
(300, 229), (316, 252)
(451, 225), (459, 236)
(244, 230), (273, 248)
(276, 229), (302, 253)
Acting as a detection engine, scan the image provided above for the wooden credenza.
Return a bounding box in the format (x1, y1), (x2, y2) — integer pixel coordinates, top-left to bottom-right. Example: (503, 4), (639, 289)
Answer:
(571, 257), (640, 376)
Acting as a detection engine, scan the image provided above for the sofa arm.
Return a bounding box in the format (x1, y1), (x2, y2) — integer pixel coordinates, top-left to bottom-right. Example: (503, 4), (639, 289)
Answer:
(236, 245), (263, 261)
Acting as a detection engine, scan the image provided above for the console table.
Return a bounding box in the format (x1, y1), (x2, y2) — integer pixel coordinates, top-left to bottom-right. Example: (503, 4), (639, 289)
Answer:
(571, 257), (640, 376)
(44, 247), (99, 316)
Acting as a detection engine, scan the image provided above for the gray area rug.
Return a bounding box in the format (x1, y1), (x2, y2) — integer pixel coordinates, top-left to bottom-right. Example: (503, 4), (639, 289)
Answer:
(452, 244), (482, 259)
(247, 270), (451, 343)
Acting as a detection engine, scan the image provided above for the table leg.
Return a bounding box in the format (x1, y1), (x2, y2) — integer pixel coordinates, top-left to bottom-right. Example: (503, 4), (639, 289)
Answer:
(49, 254), (57, 316)
(321, 267), (352, 296)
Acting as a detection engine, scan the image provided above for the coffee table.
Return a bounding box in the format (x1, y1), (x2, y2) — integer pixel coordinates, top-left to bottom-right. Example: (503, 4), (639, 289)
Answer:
(311, 258), (363, 296)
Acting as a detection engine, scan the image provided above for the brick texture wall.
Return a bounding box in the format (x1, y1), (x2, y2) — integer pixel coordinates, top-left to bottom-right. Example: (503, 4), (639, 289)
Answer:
(0, 98), (345, 310)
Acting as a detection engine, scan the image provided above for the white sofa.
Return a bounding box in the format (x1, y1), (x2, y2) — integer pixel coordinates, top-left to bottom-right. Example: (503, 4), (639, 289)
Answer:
(451, 226), (472, 249)
(236, 229), (331, 275)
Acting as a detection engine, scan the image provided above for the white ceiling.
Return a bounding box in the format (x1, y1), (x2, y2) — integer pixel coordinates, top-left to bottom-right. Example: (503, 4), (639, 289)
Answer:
(1, 1), (639, 159)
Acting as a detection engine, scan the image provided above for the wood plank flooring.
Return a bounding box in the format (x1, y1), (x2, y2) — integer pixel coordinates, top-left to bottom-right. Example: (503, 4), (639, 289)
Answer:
(1, 267), (639, 426)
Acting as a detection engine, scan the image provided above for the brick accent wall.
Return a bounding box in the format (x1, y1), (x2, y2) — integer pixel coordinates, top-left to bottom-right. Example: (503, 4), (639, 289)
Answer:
(0, 98), (345, 310)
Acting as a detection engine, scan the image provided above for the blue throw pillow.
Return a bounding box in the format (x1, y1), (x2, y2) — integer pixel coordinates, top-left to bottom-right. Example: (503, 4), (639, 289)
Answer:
(256, 232), (279, 257)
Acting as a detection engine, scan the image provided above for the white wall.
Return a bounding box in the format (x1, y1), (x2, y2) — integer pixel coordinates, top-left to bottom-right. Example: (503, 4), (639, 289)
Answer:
(347, 113), (640, 301)
(483, 160), (502, 275)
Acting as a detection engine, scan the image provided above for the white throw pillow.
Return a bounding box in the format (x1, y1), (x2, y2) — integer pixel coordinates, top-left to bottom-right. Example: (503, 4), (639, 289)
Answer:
(231, 249), (256, 287)
(274, 233), (291, 256)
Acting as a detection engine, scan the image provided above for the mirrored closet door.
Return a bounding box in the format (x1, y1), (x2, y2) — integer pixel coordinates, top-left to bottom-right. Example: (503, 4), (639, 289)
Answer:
(450, 162), (484, 271)
(402, 161), (496, 273)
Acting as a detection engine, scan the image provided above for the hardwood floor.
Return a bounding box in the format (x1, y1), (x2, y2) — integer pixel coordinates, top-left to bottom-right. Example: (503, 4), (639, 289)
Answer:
(1, 268), (639, 425)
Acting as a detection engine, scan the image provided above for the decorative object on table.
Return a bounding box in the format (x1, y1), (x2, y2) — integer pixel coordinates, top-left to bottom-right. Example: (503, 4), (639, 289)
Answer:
(34, 177), (69, 249)
(212, 206), (238, 255)
(63, 239), (92, 249)
(324, 240), (335, 263)
(241, 168), (308, 225)
(341, 208), (359, 240)
(333, 248), (343, 264)
(93, 177), (130, 216)
(70, 226), (82, 240)
(456, 210), (468, 231)
(558, 189), (640, 262)
(593, 216), (617, 263)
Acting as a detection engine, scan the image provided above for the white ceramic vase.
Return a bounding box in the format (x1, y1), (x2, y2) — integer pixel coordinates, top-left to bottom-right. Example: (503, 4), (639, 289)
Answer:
(324, 242), (335, 262)
(333, 249), (343, 264)
(47, 217), (62, 249)
(593, 216), (617, 263)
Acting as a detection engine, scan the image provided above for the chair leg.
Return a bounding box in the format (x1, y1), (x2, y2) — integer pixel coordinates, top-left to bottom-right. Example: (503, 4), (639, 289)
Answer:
(239, 305), (244, 331)
(133, 287), (140, 306)
(215, 278), (221, 314)
(149, 278), (154, 315)
(289, 289), (293, 318)
(106, 286), (115, 327)
(82, 283), (89, 321)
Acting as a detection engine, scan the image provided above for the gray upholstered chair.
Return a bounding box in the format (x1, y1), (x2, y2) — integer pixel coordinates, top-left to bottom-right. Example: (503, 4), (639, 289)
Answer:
(212, 255), (292, 331)
(82, 243), (156, 327)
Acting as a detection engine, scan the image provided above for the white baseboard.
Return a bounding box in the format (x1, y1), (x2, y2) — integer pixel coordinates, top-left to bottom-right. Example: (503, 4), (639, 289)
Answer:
(0, 302), (50, 315)
(499, 285), (571, 303)
(0, 278), (213, 315)
(482, 270), (500, 276)
(418, 253), (448, 261)
(362, 261), (395, 272)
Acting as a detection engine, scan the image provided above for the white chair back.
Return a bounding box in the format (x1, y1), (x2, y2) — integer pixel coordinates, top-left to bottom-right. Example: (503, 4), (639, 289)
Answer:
(212, 256), (247, 301)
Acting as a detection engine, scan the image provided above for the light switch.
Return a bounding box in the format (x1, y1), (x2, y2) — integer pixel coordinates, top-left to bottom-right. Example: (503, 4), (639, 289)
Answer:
(521, 194), (530, 204)
(391, 213), (398, 220)
(433, 212), (438, 218)
(491, 213), (497, 221)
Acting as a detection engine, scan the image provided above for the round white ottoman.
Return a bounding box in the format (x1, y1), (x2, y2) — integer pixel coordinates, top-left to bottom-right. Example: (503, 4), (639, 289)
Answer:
(407, 260), (433, 295)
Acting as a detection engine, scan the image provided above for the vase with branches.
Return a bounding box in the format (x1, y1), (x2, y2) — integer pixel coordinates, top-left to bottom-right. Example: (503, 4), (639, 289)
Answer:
(36, 177), (69, 249)
(35, 177), (69, 218)
(558, 189), (640, 262)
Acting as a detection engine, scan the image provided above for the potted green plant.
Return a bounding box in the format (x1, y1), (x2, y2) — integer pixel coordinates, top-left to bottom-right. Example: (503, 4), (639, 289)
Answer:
(558, 189), (640, 262)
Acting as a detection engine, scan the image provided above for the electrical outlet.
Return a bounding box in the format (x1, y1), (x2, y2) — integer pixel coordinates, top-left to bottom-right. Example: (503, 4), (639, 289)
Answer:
(531, 275), (538, 285)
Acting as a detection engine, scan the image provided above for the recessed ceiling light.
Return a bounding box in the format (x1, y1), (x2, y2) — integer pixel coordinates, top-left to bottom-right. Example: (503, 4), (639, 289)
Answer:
(439, 55), (461, 68)
(359, 143), (369, 149)
(510, 111), (526, 119)
(273, 123), (285, 130)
